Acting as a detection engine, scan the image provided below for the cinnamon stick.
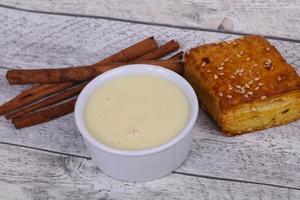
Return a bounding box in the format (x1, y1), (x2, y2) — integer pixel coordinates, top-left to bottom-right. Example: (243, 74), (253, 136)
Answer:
(12, 98), (77, 129)
(6, 59), (182, 84)
(6, 82), (88, 119)
(0, 82), (76, 116)
(134, 40), (179, 61)
(95, 36), (158, 65)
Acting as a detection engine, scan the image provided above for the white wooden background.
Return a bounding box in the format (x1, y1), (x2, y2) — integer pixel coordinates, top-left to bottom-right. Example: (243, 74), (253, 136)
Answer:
(0, 2), (299, 200)
(0, 0), (299, 40)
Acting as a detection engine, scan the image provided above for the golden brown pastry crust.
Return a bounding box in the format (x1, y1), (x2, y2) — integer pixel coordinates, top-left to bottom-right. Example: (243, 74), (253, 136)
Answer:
(184, 35), (300, 135)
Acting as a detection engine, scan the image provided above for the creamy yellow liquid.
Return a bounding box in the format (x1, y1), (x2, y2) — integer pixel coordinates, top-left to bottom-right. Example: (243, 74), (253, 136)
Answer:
(84, 75), (190, 150)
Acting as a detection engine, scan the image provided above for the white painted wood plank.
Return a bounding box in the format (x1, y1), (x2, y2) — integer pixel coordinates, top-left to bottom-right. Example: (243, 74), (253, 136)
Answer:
(0, 0), (299, 39)
(0, 7), (299, 188)
(0, 143), (299, 200)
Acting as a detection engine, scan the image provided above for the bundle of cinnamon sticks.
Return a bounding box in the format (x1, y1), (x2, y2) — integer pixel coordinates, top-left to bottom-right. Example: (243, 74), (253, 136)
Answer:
(0, 37), (184, 129)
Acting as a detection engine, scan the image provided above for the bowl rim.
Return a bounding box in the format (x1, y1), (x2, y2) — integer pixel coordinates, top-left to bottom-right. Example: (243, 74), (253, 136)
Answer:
(75, 64), (198, 156)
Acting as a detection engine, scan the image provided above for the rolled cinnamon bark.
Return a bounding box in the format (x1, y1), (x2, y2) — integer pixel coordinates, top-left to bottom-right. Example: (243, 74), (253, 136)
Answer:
(134, 40), (179, 61)
(0, 82), (76, 116)
(6, 59), (182, 84)
(96, 36), (158, 65)
(12, 98), (77, 129)
(6, 82), (88, 119)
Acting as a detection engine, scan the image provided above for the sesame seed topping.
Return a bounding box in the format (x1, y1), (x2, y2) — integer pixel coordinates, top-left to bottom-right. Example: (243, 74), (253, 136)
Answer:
(230, 75), (235, 79)
(253, 64), (258, 67)
(206, 69), (211, 73)
(251, 107), (257, 111)
(213, 74), (218, 79)
(232, 42), (237, 45)
(254, 77), (260, 81)
(255, 86), (260, 90)
(228, 83), (233, 90)
(220, 62), (225, 66)
(277, 76), (282, 81)
(247, 91), (253, 95)
(219, 92), (223, 97)
(245, 83), (250, 88)
(235, 85), (242, 89)
(227, 95), (232, 99)
(266, 47), (271, 51)
(234, 69), (240, 75)
(264, 58), (273, 70)
(246, 57), (251, 61)
(201, 62), (206, 67)
(236, 53), (241, 58)
(248, 80), (254, 85)
(240, 69), (245, 73)
(240, 89), (246, 94)
(240, 50), (244, 55)
(244, 94), (249, 98)
(261, 96), (267, 100)
(258, 82), (264, 86)
(218, 66), (224, 70)
(224, 58), (229, 62)
(219, 72), (225, 76)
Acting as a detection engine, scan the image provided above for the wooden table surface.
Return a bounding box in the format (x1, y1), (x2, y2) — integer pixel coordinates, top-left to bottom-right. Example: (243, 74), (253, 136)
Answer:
(0, 1), (299, 199)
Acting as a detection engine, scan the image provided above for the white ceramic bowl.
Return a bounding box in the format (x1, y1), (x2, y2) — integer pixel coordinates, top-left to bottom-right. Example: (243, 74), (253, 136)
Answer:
(75, 64), (198, 182)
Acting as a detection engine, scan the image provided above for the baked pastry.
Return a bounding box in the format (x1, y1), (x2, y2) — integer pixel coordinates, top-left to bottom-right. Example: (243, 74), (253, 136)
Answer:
(184, 35), (300, 135)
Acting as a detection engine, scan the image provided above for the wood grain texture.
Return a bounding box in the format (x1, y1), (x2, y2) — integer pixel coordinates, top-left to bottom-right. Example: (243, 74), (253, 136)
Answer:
(0, 143), (299, 200)
(0, 0), (299, 40)
(0, 6), (299, 189)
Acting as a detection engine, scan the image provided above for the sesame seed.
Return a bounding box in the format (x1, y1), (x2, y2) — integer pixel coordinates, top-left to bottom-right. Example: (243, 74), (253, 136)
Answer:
(230, 75), (235, 79)
(206, 69), (211, 73)
(251, 107), (257, 111)
(240, 89), (246, 94)
(213, 74), (218, 79)
(228, 84), (233, 90)
(227, 95), (232, 99)
(240, 69), (245, 73)
(248, 80), (254, 85)
(253, 64), (258, 67)
(254, 77), (260, 81)
(277, 76), (282, 81)
(219, 72), (225, 76)
(238, 72), (243, 76)
(201, 62), (206, 67)
(245, 83), (250, 88)
(236, 53), (241, 58)
(255, 86), (260, 90)
(261, 96), (267, 100)
(258, 82), (264, 86)
(218, 66), (224, 70)
(235, 85), (242, 89)
(244, 94), (249, 98)
(247, 91), (253, 95)
(240, 50), (244, 55)
(220, 62), (225, 66)
(219, 92), (223, 97)
(224, 58), (229, 62)
(234, 69), (240, 75)
(264, 59), (273, 70)
(266, 47), (271, 51)
(246, 57), (251, 61)
(232, 42), (237, 45)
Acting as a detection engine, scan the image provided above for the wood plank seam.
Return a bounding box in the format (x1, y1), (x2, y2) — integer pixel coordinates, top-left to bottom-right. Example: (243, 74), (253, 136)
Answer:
(1, 139), (299, 191)
(0, 3), (299, 43)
